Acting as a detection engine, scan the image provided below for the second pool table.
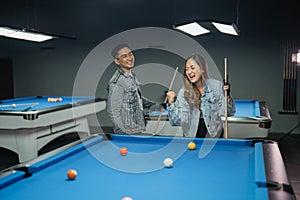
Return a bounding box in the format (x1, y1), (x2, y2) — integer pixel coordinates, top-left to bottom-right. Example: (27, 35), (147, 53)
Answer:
(0, 96), (106, 163)
(145, 99), (272, 138)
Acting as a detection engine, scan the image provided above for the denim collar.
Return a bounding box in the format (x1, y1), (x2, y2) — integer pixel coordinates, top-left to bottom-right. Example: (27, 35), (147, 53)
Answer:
(117, 67), (136, 78)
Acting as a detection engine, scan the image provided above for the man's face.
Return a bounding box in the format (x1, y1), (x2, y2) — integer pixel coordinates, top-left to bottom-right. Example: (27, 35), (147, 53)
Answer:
(114, 47), (135, 73)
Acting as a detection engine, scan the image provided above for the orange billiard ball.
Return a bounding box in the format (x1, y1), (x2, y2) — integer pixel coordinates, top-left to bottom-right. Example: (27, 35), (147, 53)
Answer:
(120, 147), (128, 156)
(188, 142), (196, 150)
(67, 169), (77, 180)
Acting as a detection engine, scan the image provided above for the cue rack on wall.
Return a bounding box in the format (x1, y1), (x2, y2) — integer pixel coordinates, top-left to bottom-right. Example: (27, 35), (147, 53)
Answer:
(280, 41), (298, 114)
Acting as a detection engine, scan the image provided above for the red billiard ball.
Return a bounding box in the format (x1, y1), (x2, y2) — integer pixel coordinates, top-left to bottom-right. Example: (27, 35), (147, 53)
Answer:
(67, 169), (77, 180)
(120, 147), (128, 156)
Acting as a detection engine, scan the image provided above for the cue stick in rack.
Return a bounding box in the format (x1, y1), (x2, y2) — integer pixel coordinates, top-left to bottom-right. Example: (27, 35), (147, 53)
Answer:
(153, 67), (178, 135)
(224, 58), (228, 139)
(283, 44), (287, 112)
(291, 43), (297, 112)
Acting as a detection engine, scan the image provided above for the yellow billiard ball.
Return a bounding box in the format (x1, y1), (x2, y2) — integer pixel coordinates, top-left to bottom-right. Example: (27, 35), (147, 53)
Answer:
(188, 142), (196, 150)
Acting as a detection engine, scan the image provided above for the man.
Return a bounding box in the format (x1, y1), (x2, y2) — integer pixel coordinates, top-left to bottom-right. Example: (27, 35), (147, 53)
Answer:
(107, 44), (155, 134)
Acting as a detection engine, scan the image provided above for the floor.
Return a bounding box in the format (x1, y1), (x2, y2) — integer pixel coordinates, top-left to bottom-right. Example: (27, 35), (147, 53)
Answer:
(269, 133), (300, 199)
(0, 131), (299, 199)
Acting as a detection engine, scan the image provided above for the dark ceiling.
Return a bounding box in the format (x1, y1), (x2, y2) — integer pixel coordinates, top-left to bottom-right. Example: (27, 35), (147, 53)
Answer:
(0, 0), (299, 50)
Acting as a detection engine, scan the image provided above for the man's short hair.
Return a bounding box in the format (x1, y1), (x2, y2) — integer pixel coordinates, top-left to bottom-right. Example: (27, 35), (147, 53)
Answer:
(111, 43), (130, 59)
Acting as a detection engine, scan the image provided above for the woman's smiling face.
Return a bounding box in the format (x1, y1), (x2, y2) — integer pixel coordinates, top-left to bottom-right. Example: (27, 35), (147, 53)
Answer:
(185, 58), (202, 84)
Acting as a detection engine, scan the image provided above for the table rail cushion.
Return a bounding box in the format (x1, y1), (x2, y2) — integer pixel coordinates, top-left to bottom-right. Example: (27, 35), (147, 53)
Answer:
(0, 170), (25, 190)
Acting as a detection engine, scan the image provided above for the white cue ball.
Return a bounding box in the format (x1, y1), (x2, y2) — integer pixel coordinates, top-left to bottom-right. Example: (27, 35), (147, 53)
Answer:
(122, 197), (133, 200)
(12, 104), (16, 108)
(163, 158), (173, 168)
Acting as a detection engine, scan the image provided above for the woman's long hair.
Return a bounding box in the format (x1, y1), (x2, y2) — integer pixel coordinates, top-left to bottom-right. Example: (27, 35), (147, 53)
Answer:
(183, 54), (209, 108)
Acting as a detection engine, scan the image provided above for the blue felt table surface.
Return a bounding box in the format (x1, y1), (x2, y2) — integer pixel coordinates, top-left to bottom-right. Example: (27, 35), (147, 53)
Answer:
(0, 135), (268, 200)
(149, 100), (261, 118)
(0, 96), (96, 111)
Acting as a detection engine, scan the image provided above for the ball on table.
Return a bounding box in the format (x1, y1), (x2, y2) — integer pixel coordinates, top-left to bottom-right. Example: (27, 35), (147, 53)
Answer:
(67, 169), (77, 180)
(122, 197), (133, 200)
(12, 104), (16, 108)
(163, 157), (173, 168)
(120, 147), (128, 156)
(188, 141), (196, 150)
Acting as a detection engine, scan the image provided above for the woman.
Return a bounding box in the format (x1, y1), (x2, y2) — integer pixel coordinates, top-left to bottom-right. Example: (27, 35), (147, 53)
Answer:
(166, 54), (235, 138)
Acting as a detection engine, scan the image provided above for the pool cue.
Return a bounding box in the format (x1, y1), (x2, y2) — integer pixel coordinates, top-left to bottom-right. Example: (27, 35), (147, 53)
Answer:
(283, 44), (287, 112)
(0, 102), (39, 108)
(291, 43), (297, 113)
(286, 42), (291, 112)
(292, 61), (297, 112)
(22, 102), (39, 111)
(153, 67), (178, 135)
(224, 58), (228, 139)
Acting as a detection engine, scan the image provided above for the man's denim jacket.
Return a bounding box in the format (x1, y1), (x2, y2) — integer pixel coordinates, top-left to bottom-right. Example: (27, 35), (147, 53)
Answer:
(107, 67), (153, 134)
(168, 79), (236, 137)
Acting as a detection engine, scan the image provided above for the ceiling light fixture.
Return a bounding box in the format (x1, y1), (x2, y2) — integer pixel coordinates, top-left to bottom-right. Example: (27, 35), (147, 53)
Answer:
(0, 26), (54, 42)
(211, 22), (239, 36)
(0, 25), (76, 42)
(173, 0), (240, 37)
(174, 21), (239, 37)
(174, 22), (210, 36)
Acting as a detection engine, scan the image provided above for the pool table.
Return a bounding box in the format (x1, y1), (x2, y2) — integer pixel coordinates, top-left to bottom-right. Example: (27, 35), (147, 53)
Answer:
(145, 99), (272, 138)
(0, 134), (294, 199)
(0, 96), (106, 163)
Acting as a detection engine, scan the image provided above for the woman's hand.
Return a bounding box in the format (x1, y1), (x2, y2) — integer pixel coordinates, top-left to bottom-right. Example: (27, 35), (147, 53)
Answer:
(166, 91), (176, 105)
(224, 83), (230, 96)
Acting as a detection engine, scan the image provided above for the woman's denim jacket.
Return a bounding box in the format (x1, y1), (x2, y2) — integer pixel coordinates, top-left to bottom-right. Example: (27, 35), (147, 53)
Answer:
(168, 79), (236, 137)
(107, 67), (153, 134)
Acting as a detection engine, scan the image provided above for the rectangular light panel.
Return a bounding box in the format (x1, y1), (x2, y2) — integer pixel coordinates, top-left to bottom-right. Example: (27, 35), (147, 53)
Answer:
(175, 22), (210, 36)
(212, 22), (239, 36)
(0, 27), (53, 42)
